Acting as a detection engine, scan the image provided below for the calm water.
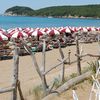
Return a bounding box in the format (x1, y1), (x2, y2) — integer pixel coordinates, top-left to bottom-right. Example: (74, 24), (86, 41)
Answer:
(0, 16), (100, 29)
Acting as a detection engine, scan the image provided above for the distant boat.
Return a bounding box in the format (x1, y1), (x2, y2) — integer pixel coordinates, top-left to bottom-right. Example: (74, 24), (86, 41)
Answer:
(48, 16), (53, 18)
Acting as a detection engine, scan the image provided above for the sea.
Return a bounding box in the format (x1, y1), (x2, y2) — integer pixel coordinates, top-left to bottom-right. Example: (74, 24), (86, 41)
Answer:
(0, 16), (100, 29)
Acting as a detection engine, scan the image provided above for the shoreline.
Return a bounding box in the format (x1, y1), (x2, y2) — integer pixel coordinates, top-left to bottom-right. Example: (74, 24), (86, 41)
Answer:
(2, 14), (100, 20)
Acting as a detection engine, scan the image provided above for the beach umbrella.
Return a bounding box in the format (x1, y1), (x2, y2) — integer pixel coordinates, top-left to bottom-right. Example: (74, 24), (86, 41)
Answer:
(75, 27), (82, 32)
(96, 27), (100, 31)
(7, 27), (22, 33)
(86, 27), (91, 31)
(7, 29), (15, 35)
(0, 28), (6, 33)
(23, 28), (34, 36)
(69, 27), (78, 33)
(59, 27), (71, 33)
(40, 28), (49, 32)
(0, 31), (8, 41)
(7, 28), (20, 38)
(31, 30), (46, 37)
(86, 27), (96, 32)
(23, 27), (32, 32)
(91, 27), (96, 31)
(10, 31), (28, 39)
(81, 27), (88, 32)
(47, 29), (60, 36)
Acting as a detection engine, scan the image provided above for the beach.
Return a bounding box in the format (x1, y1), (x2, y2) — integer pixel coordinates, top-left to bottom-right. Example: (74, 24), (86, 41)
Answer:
(0, 42), (99, 100)
(0, 1), (100, 100)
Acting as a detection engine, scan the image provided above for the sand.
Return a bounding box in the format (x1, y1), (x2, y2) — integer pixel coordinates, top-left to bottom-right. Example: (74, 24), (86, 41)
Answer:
(0, 42), (99, 100)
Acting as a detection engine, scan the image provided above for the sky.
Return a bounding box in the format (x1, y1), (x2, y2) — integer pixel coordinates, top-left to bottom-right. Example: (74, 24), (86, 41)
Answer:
(0, 0), (100, 14)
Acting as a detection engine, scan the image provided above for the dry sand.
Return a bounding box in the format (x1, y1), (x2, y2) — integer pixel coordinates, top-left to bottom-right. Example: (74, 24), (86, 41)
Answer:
(0, 42), (99, 100)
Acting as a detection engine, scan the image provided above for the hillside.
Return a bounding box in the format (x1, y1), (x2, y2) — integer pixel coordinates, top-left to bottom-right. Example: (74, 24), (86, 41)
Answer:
(4, 6), (35, 16)
(4, 5), (100, 18)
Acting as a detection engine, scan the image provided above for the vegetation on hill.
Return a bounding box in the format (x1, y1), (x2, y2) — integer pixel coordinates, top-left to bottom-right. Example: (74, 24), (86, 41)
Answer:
(36, 5), (100, 18)
(5, 5), (100, 18)
(5, 6), (35, 16)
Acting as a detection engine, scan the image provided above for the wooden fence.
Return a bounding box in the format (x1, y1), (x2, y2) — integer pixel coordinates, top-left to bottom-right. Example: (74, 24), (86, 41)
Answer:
(0, 35), (100, 100)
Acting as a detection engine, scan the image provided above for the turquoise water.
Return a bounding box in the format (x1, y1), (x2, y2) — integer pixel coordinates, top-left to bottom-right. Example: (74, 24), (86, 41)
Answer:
(0, 16), (100, 29)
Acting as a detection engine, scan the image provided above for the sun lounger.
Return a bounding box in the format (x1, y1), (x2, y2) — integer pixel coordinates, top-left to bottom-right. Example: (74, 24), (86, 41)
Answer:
(0, 48), (13, 60)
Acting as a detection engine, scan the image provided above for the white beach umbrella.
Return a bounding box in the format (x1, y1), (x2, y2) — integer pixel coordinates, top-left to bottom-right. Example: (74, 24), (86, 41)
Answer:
(7, 28), (19, 36)
(96, 27), (100, 31)
(40, 28), (49, 32)
(14, 27), (22, 31)
(69, 27), (78, 33)
(23, 28), (34, 36)
(31, 30), (46, 37)
(23, 27), (31, 32)
(86, 27), (96, 32)
(47, 29), (60, 36)
(7, 27), (22, 33)
(82, 27), (88, 32)
(76, 27), (82, 31)
(59, 27), (71, 33)
(0, 31), (8, 41)
(10, 31), (28, 39)
(91, 27), (96, 31)
(0, 28), (6, 33)
(86, 27), (91, 31)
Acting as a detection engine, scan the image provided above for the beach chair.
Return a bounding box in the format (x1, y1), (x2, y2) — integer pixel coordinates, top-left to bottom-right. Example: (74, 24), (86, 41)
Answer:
(72, 90), (79, 100)
(89, 75), (100, 100)
(0, 49), (4, 60)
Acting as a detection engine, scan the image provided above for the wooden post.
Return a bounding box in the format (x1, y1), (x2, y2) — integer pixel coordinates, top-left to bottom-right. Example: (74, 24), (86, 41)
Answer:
(22, 40), (48, 96)
(76, 35), (81, 75)
(58, 40), (65, 82)
(42, 39), (48, 94)
(31, 49), (48, 95)
(68, 50), (71, 65)
(12, 46), (19, 100)
(42, 39), (46, 72)
(17, 80), (24, 100)
(97, 35), (100, 63)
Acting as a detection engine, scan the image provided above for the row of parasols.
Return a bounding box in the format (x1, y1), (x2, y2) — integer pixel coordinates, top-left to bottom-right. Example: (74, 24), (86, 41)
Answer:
(0, 26), (100, 41)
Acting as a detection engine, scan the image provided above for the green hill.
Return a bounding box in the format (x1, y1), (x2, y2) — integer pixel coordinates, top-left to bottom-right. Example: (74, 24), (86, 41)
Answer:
(4, 5), (100, 18)
(35, 5), (100, 18)
(5, 6), (35, 16)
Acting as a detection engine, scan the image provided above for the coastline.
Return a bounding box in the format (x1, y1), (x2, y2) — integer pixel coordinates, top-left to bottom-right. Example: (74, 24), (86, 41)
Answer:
(2, 14), (100, 20)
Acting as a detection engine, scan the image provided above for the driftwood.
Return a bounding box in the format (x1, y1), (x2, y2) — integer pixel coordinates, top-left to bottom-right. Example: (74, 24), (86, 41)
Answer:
(42, 39), (46, 72)
(57, 71), (92, 93)
(17, 80), (24, 100)
(42, 71), (92, 100)
(58, 40), (65, 82)
(68, 50), (71, 64)
(76, 35), (81, 75)
(75, 53), (100, 58)
(22, 40), (48, 96)
(41, 40), (48, 92)
(12, 46), (19, 100)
